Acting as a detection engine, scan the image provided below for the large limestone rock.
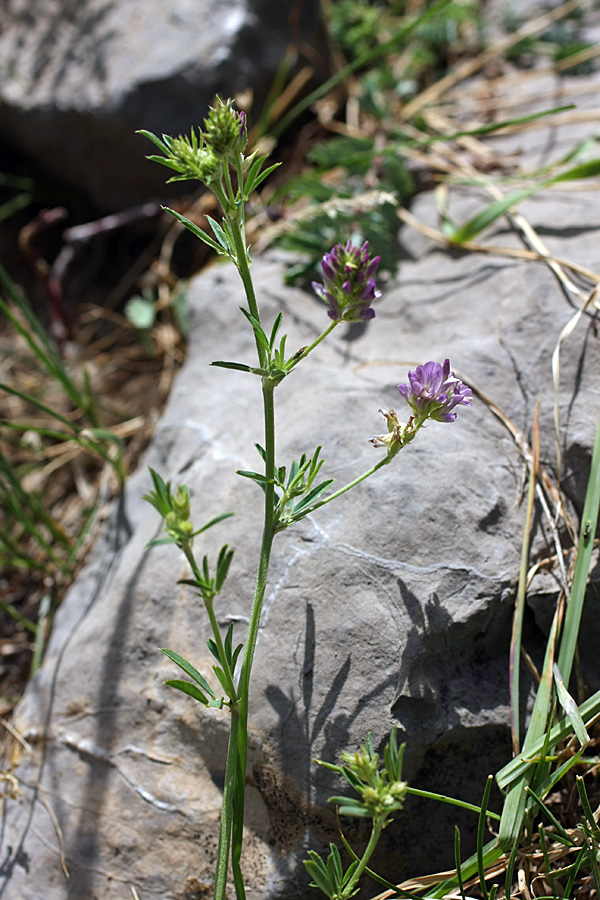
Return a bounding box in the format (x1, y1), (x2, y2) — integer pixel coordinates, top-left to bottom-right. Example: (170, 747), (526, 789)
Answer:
(0, 0), (321, 209)
(2, 69), (599, 900)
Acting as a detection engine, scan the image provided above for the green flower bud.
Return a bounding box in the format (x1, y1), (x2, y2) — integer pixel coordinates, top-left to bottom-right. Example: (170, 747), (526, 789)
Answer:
(203, 97), (248, 160)
(173, 485), (191, 520)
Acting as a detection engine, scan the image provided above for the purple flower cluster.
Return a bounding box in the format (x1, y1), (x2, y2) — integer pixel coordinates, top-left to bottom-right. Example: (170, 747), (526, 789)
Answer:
(398, 359), (472, 423)
(312, 240), (381, 323)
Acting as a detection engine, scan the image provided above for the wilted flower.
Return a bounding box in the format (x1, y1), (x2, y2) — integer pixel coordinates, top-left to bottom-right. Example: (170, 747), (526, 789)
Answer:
(397, 359), (472, 423)
(370, 408), (414, 458)
(312, 240), (381, 323)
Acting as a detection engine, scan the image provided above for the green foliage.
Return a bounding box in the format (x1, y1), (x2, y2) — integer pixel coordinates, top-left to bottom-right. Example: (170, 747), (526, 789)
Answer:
(0, 265), (126, 671)
(273, 0), (481, 284)
(237, 444), (334, 531)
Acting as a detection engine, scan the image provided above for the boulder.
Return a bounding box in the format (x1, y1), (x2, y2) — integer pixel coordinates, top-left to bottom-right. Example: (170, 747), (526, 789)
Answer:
(2, 73), (599, 900)
(0, 0), (321, 210)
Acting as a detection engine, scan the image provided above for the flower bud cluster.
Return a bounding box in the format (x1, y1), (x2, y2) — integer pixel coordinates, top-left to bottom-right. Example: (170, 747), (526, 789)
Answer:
(139, 97), (247, 189)
(312, 240), (381, 323)
(341, 743), (407, 820)
(164, 484), (194, 543)
(203, 98), (247, 159)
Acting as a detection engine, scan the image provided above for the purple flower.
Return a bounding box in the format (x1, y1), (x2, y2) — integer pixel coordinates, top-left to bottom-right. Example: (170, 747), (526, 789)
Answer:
(397, 359), (472, 423)
(311, 240), (381, 323)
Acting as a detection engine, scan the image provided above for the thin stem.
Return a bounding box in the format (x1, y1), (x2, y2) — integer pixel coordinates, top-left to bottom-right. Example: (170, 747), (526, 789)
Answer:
(304, 455), (391, 516)
(222, 163), (237, 208)
(287, 321), (337, 371)
(342, 816), (385, 898)
(213, 709), (240, 900)
(231, 379), (276, 897)
(229, 216), (266, 369)
(205, 597), (238, 702)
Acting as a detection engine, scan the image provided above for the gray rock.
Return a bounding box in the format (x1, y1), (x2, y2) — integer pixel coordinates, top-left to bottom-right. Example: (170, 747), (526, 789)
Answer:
(0, 0), (321, 209)
(2, 78), (600, 900)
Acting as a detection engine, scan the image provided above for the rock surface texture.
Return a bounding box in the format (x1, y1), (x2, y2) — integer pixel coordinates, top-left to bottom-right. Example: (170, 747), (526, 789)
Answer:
(0, 0), (320, 209)
(2, 65), (600, 900)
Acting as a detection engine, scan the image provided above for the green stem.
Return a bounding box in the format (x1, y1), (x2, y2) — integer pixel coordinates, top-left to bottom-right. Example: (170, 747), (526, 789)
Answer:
(287, 321), (337, 371)
(222, 163), (237, 208)
(205, 597), (238, 702)
(229, 216), (266, 369)
(342, 816), (385, 899)
(231, 379), (276, 898)
(305, 455), (391, 516)
(213, 708), (240, 900)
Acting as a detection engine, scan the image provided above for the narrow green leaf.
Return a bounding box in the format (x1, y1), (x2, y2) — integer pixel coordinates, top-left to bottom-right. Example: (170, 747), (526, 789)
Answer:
(239, 307), (270, 352)
(164, 679), (209, 705)
(160, 648), (215, 697)
(553, 663), (589, 747)
(477, 776), (493, 900)
(206, 215), (231, 251)
(404, 787), (500, 821)
(85, 427), (124, 446)
(455, 827), (467, 900)
(269, 312), (283, 350)
(557, 419), (600, 686)
(336, 804), (370, 817)
(146, 536), (179, 548)
(330, 843), (343, 884)
(162, 207), (225, 254)
(292, 479), (334, 513)
(210, 360), (257, 373)
(193, 511), (234, 537)
(304, 851), (335, 896)
(576, 775), (600, 840)
(207, 639), (219, 664)
(495, 690), (600, 789)
(212, 665), (231, 697)
(0, 383), (78, 432)
(236, 469), (272, 484)
(525, 785), (571, 841)
(136, 129), (170, 153)
(549, 158), (600, 183)
(246, 162), (282, 194)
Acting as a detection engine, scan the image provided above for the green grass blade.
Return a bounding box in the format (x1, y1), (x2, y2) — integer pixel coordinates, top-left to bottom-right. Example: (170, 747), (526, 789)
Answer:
(497, 690), (600, 789)
(525, 786), (571, 841)
(454, 827), (467, 900)
(549, 158), (600, 183)
(0, 383), (80, 433)
(509, 405), (539, 752)
(0, 192), (32, 223)
(553, 663), (589, 747)
(426, 839), (502, 898)
(448, 187), (536, 244)
(477, 776), (494, 900)
(405, 786), (500, 821)
(30, 592), (52, 676)
(556, 418), (600, 687)
(0, 596), (37, 633)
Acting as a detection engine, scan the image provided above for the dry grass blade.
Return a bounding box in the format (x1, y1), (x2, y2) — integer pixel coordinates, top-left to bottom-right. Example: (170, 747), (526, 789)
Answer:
(401, 0), (581, 119)
(552, 285), (600, 479)
(396, 208), (600, 286)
